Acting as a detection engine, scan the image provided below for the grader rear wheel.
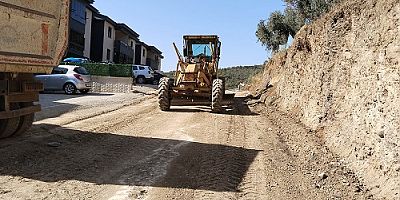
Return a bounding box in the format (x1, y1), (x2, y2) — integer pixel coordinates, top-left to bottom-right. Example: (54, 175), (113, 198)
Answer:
(211, 79), (224, 113)
(158, 77), (171, 111)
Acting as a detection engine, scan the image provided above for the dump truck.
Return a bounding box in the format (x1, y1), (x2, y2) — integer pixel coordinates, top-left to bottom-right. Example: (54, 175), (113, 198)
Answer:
(0, 0), (70, 138)
(158, 35), (232, 113)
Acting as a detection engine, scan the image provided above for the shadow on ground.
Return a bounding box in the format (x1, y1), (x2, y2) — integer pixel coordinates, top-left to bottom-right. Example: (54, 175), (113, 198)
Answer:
(168, 97), (259, 116)
(36, 93), (115, 121)
(0, 124), (259, 192)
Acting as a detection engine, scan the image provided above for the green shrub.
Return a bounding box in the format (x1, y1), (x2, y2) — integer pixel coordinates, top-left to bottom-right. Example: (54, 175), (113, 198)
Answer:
(219, 65), (263, 89)
(63, 63), (133, 77)
(82, 63), (110, 76)
(109, 64), (132, 77)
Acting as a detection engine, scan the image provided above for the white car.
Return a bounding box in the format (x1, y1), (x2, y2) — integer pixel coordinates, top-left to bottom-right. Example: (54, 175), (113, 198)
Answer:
(132, 65), (154, 84)
(35, 65), (92, 95)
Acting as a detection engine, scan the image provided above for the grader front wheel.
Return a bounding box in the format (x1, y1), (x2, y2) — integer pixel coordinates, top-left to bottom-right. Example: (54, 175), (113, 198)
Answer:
(212, 79), (224, 113)
(158, 77), (171, 111)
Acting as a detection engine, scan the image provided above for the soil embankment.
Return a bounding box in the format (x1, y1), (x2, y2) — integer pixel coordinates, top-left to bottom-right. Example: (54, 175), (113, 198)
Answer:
(254, 0), (400, 198)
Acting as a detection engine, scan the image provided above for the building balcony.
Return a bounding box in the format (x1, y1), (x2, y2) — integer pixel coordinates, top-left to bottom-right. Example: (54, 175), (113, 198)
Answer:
(115, 40), (134, 57)
(114, 40), (134, 64)
(146, 58), (160, 71)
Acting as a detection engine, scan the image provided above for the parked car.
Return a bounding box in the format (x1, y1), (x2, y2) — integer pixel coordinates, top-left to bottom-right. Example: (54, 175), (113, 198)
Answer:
(131, 65), (154, 84)
(35, 65), (92, 95)
(63, 57), (89, 64)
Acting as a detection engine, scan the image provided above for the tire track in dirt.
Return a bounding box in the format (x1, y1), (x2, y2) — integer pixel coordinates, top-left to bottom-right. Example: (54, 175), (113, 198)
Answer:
(60, 101), (194, 199)
(190, 114), (240, 200)
(1, 93), (373, 200)
(236, 117), (268, 200)
(62, 100), (199, 200)
(147, 102), (262, 200)
(1, 96), (197, 200)
(46, 95), (154, 128)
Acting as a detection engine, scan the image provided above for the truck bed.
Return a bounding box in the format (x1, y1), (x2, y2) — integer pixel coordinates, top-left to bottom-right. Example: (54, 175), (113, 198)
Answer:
(0, 0), (70, 74)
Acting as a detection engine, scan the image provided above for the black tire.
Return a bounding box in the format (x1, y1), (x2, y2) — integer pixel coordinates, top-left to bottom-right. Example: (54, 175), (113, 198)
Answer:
(221, 78), (226, 97)
(80, 89), (90, 94)
(152, 79), (159, 85)
(158, 77), (170, 111)
(137, 76), (145, 84)
(64, 83), (76, 95)
(13, 102), (34, 137)
(211, 79), (224, 113)
(0, 103), (21, 139)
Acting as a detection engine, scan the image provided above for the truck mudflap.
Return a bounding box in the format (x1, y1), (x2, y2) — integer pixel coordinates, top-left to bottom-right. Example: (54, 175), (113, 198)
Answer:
(0, 104), (41, 119)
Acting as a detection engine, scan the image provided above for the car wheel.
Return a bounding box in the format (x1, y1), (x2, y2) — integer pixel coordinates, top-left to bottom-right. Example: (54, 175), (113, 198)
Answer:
(152, 79), (159, 85)
(80, 89), (90, 94)
(137, 77), (145, 84)
(64, 83), (76, 95)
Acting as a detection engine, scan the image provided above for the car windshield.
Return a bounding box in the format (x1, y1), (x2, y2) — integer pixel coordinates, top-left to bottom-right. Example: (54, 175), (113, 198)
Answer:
(73, 67), (89, 75)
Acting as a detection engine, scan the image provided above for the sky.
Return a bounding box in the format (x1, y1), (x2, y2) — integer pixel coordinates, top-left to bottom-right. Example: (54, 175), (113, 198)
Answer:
(93, 0), (285, 72)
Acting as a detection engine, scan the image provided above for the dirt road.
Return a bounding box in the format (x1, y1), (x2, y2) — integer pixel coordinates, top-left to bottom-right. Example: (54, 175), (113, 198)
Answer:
(0, 91), (372, 199)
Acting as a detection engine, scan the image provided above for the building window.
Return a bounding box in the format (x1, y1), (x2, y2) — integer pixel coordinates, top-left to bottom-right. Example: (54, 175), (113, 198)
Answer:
(107, 49), (111, 60)
(70, 30), (84, 46)
(130, 41), (134, 47)
(108, 27), (112, 38)
(142, 49), (145, 57)
(71, 0), (86, 24)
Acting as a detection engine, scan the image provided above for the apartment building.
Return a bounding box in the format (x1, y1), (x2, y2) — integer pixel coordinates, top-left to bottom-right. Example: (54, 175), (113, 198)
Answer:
(114, 23), (140, 64)
(146, 46), (164, 71)
(66, 0), (94, 58)
(66, 2), (164, 69)
(90, 13), (116, 63)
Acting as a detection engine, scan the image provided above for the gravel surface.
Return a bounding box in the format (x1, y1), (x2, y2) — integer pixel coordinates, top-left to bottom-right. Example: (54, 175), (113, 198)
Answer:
(0, 91), (371, 199)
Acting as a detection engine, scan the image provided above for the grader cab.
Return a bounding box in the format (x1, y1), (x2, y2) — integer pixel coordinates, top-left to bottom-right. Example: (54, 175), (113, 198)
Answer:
(158, 35), (228, 113)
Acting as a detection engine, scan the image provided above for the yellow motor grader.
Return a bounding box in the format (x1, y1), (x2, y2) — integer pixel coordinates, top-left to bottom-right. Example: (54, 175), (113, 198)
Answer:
(158, 35), (229, 113)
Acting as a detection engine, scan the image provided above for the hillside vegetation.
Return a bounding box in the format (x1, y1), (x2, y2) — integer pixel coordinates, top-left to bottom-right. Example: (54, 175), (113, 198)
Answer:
(256, 0), (340, 53)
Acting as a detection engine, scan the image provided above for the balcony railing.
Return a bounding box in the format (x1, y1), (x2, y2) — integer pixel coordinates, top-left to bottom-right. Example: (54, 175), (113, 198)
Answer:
(115, 40), (134, 56)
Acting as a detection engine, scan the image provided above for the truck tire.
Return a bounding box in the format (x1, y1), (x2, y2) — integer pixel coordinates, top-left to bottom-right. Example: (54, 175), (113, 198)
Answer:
(0, 103), (21, 139)
(212, 79), (223, 113)
(221, 78), (226, 97)
(158, 77), (170, 111)
(13, 102), (35, 137)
